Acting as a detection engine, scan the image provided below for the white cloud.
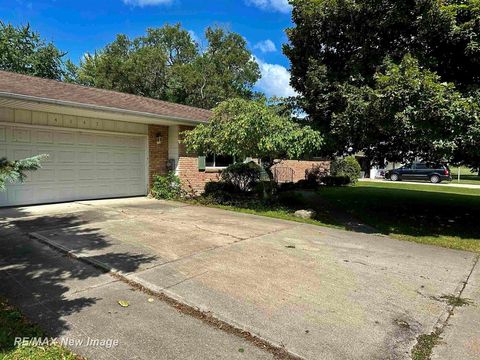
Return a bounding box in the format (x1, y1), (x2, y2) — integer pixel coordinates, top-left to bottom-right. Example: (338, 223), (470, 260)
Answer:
(255, 58), (297, 98)
(188, 30), (199, 44)
(254, 39), (277, 53)
(122, 0), (172, 7)
(246, 0), (292, 13)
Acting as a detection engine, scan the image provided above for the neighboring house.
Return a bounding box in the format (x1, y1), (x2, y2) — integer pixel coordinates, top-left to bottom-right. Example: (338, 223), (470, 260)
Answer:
(0, 70), (327, 207)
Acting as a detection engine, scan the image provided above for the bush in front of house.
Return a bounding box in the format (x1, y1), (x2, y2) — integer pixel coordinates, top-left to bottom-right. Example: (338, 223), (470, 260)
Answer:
(220, 162), (262, 193)
(151, 172), (182, 200)
(330, 156), (361, 184)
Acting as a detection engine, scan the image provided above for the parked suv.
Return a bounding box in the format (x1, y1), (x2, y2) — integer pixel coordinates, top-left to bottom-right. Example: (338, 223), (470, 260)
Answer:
(385, 163), (452, 183)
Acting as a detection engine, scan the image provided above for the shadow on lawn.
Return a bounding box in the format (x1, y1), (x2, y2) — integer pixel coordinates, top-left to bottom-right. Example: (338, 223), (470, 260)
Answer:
(312, 185), (480, 241)
(0, 207), (157, 352)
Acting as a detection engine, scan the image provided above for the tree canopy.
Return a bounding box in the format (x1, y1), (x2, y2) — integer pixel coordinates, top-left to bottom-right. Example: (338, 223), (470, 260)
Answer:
(182, 98), (323, 168)
(333, 55), (478, 164)
(67, 24), (261, 109)
(285, 0), (480, 168)
(0, 22), (66, 80)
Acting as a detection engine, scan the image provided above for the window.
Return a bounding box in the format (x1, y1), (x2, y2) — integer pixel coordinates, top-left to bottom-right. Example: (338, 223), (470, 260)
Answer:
(205, 154), (235, 168)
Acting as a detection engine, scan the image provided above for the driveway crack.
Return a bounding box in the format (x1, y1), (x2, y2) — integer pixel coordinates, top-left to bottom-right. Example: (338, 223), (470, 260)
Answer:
(410, 253), (480, 359)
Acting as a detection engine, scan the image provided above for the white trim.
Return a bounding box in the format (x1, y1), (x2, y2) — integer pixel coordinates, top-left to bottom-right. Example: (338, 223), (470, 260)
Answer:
(0, 92), (207, 126)
(0, 121), (146, 137)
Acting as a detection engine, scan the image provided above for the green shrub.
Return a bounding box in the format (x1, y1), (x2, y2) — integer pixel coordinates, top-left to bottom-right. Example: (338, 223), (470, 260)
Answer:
(305, 164), (328, 187)
(151, 172), (182, 200)
(221, 162), (262, 193)
(321, 175), (351, 186)
(330, 156), (361, 184)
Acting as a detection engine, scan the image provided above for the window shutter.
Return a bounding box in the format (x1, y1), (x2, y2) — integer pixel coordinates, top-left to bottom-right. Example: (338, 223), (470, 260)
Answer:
(198, 156), (206, 171)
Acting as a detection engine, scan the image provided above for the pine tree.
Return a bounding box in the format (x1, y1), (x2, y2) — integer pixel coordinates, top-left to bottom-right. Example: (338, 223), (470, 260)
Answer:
(0, 154), (48, 190)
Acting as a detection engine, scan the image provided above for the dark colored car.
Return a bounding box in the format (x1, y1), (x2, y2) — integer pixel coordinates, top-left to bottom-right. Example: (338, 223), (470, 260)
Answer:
(385, 163), (452, 183)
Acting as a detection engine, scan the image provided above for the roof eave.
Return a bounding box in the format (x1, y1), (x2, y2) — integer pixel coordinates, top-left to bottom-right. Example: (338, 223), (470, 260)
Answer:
(0, 92), (208, 126)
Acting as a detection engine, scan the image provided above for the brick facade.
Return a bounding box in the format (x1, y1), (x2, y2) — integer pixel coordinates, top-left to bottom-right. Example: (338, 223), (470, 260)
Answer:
(148, 124), (169, 188)
(147, 125), (331, 195)
(177, 125), (220, 194)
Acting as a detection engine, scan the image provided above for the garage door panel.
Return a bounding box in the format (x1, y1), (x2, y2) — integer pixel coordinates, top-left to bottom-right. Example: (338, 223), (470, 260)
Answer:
(57, 150), (76, 163)
(7, 186), (34, 205)
(35, 130), (54, 144)
(0, 127), (6, 143)
(12, 128), (31, 143)
(2, 125), (147, 207)
(12, 148), (33, 161)
(96, 151), (111, 163)
(35, 187), (60, 203)
(57, 168), (77, 181)
(31, 167), (56, 182)
(78, 150), (95, 163)
(97, 168), (113, 180)
(78, 133), (95, 145)
(78, 168), (97, 181)
(55, 132), (76, 145)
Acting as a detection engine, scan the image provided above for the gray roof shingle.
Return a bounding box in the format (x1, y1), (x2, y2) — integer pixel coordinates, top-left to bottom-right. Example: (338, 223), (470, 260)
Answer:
(0, 70), (211, 123)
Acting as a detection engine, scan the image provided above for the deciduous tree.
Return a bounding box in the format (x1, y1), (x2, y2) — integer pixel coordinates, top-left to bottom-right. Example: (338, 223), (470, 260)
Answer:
(182, 98), (323, 176)
(0, 22), (65, 80)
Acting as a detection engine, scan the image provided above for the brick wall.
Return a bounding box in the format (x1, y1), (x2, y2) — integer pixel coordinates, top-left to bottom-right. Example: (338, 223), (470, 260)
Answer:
(177, 125), (220, 194)
(272, 160), (331, 183)
(148, 124), (169, 188)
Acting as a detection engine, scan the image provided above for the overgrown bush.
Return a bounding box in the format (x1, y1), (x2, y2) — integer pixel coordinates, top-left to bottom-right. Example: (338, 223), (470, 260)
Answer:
(330, 156), (361, 184)
(321, 175), (351, 186)
(305, 164), (329, 187)
(221, 162), (262, 193)
(151, 172), (182, 200)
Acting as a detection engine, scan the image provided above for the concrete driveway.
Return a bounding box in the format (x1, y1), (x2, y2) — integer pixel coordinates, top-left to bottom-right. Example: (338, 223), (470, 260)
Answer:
(1, 197), (478, 360)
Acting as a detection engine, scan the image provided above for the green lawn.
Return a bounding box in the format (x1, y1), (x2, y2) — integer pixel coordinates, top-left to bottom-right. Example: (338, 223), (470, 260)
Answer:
(193, 181), (480, 254)
(449, 166), (480, 185)
(0, 297), (80, 360)
(314, 182), (480, 253)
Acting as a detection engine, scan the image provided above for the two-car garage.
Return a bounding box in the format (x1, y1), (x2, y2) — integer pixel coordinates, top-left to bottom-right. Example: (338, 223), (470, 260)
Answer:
(0, 69), (212, 208)
(0, 124), (148, 207)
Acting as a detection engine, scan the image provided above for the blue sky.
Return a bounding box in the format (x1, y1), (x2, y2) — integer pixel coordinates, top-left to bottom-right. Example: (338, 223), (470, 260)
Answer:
(0, 0), (297, 98)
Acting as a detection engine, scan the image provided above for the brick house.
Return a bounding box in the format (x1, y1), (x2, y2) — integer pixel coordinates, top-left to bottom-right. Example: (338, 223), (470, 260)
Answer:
(0, 70), (327, 207)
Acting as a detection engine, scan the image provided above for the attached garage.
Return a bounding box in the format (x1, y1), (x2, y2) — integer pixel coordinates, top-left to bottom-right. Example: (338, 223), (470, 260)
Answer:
(0, 124), (147, 206)
(0, 70), (212, 207)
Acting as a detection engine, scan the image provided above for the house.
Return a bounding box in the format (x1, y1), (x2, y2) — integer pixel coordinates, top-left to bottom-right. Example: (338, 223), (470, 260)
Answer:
(0, 70), (328, 207)
(0, 70), (219, 207)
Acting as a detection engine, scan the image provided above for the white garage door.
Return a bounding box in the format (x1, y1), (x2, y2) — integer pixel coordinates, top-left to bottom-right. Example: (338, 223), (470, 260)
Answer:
(0, 125), (147, 207)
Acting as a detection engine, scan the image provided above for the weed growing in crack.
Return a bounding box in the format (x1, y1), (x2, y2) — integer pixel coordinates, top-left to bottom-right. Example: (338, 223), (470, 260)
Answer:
(411, 332), (441, 360)
(440, 295), (472, 307)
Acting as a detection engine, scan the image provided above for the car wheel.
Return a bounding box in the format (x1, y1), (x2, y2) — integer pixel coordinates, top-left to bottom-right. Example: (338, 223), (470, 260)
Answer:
(430, 175), (440, 184)
(390, 174), (399, 181)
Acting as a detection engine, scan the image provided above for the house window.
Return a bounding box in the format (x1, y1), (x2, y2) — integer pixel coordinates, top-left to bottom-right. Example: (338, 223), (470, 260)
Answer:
(205, 154), (235, 168)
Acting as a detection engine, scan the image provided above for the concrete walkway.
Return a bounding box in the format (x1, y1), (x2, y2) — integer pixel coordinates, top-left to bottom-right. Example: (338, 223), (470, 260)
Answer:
(1, 197), (478, 360)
